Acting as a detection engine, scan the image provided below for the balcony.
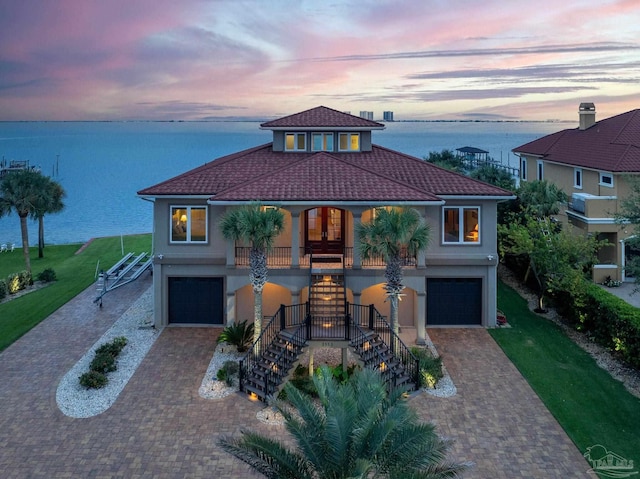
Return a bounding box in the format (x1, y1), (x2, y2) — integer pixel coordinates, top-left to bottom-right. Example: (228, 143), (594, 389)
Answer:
(233, 246), (417, 269)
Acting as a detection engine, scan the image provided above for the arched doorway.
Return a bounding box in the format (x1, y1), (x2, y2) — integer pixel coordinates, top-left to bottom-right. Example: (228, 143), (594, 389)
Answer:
(305, 207), (345, 254)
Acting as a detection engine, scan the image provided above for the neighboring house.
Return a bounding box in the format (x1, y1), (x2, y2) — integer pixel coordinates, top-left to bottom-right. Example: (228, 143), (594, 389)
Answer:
(513, 103), (640, 282)
(138, 106), (513, 345)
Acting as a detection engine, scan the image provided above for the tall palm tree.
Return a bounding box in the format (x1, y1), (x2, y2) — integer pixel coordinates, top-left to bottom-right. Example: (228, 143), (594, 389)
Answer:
(219, 203), (285, 344)
(31, 176), (66, 258)
(357, 207), (430, 339)
(0, 170), (47, 274)
(221, 366), (469, 478)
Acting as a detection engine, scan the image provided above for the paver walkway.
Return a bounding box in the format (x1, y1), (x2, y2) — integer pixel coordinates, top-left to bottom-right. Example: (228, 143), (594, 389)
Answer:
(0, 277), (592, 478)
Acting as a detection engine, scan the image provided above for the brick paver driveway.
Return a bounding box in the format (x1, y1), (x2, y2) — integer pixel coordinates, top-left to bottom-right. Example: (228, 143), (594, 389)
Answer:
(0, 277), (591, 478)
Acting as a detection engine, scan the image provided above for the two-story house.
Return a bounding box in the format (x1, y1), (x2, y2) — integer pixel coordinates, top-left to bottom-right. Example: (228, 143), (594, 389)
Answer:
(513, 103), (640, 282)
(138, 106), (513, 346)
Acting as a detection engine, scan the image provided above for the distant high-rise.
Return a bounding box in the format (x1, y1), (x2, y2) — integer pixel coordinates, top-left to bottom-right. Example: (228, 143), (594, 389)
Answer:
(383, 111), (394, 122)
(359, 111), (374, 121)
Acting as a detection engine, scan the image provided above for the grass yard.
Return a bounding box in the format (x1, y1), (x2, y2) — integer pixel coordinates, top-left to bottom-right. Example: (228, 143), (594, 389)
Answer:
(491, 280), (640, 469)
(0, 234), (151, 351)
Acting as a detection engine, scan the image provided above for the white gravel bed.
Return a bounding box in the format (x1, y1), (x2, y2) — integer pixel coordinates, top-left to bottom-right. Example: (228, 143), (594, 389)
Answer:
(198, 343), (245, 399)
(56, 287), (160, 418)
(421, 333), (457, 398)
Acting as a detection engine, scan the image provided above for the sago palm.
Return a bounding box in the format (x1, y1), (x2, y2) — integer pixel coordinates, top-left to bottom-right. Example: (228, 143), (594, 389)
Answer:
(357, 207), (430, 338)
(221, 366), (469, 479)
(219, 203), (285, 344)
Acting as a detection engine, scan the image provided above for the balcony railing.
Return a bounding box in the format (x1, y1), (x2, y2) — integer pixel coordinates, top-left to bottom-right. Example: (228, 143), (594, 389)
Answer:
(234, 246), (417, 268)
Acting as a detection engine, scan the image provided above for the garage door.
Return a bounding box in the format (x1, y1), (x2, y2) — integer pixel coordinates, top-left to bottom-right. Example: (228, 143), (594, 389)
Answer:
(168, 277), (224, 325)
(427, 278), (482, 326)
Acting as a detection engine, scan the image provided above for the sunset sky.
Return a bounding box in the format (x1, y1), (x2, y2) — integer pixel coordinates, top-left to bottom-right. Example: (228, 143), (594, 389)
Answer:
(1, 0), (639, 121)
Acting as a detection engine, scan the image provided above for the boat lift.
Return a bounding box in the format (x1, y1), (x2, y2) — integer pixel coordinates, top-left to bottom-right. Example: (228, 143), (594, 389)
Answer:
(94, 252), (152, 307)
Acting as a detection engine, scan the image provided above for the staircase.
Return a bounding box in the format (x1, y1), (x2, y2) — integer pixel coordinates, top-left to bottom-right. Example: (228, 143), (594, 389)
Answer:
(350, 330), (415, 391)
(240, 329), (306, 400)
(309, 273), (346, 320)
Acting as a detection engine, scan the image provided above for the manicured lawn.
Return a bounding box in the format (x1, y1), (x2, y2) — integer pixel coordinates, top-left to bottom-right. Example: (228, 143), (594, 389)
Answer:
(491, 280), (640, 469)
(0, 234), (151, 351)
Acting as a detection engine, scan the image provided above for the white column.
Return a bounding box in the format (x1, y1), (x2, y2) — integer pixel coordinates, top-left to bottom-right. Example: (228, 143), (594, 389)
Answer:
(352, 212), (363, 269)
(416, 290), (426, 345)
(226, 292), (236, 326)
(291, 211), (300, 267)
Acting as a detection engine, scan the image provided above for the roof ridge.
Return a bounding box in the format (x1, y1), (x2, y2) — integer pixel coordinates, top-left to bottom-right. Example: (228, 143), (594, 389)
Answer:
(137, 143), (272, 195)
(370, 144), (514, 195)
(611, 109), (640, 146)
(210, 150), (442, 201)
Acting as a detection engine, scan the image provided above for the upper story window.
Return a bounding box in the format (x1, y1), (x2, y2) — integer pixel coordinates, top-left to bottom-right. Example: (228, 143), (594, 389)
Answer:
(285, 133), (306, 151)
(599, 172), (614, 188)
(443, 207), (480, 244)
(521, 158), (527, 181)
(537, 160), (544, 181)
(312, 133), (334, 151)
(574, 168), (583, 189)
(171, 206), (207, 243)
(339, 133), (360, 151)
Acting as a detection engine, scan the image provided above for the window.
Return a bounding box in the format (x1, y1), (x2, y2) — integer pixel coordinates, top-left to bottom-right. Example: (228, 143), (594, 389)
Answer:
(171, 206), (207, 243)
(443, 207), (480, 244)
(574, 168), (583, 189)
(537, 160), (544, 180)
(338, 133), (360, 151)
(599, 172), (614, 187)
(285, 133), (306, 151)
(521, 158), (527, 181)
(312, 133), (333, 151)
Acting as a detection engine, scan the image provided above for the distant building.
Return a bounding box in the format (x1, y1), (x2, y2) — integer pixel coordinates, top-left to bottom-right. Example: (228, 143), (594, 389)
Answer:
(383, 111), (394, 122)
(513, 103), (640, 283)
(359, 111), (374, 121)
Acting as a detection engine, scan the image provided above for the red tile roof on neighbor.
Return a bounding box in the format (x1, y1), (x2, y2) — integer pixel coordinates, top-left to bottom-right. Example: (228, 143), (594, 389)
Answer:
(261, 106), (385, 129)
(513, 109), (640, 172)
(138, 143), (512, 201)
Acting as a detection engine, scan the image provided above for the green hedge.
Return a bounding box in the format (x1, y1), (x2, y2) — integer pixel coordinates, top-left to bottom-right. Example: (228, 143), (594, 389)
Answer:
(553, 281), (640, 368)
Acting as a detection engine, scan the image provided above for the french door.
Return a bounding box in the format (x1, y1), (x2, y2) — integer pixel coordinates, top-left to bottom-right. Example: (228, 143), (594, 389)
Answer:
(305, 207), (344, 254)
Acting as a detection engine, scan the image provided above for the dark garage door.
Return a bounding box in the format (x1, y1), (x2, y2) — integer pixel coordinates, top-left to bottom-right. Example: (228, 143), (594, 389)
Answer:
(168, 277), (224, 325)
(427, 278), (482, 326)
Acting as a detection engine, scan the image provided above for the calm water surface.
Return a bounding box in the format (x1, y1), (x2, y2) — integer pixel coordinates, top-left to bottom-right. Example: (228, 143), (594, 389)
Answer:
(0, 120), (565, 246)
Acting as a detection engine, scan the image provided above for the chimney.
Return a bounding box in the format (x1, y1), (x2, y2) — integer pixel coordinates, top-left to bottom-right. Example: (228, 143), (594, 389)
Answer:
(579, 102), (596, 130)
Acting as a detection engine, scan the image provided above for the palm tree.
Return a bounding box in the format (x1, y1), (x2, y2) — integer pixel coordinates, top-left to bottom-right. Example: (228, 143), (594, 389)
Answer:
(221, 366), (469, 478)
(357, 207), (430, 339)
(219, 203), (285, 344)
(31, 175), (66, 258)
(0, 170), (47, 274)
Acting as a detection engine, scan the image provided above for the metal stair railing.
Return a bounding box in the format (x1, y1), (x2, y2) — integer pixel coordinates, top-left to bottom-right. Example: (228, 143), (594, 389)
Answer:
(348, 303), (420, 390)
(239, 303), (307, 398)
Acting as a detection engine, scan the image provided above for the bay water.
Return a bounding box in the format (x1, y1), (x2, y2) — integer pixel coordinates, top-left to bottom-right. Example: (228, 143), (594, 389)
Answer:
(0, 120), (565, 246)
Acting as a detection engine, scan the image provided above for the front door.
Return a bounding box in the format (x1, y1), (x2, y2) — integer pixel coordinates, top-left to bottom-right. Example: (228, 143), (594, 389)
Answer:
(305, 207), (345, 254)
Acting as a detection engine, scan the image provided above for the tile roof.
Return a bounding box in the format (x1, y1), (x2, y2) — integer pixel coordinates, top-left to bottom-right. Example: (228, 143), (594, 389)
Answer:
(512, 109), (640, 172)
(138, 143), (512, 201)
(260, 106), (384, 129)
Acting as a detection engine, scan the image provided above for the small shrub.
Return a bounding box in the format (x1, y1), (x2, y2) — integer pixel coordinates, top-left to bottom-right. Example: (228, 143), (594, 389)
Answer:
(79, 336), (128, 389)
(0, 279), (6, 301)
(217, 360), (240, 386)
(79, 370), (108, 389)
(411, 347), (444, 389)
(37, 268), (57, 283)
(95, 336), (128, 357)
(217, 320), (254, 352)
(6, 270), (32, 294)
(90, 351), (117, 373)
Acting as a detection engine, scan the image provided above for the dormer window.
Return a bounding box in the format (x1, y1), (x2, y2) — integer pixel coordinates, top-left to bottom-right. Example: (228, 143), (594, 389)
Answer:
(339, 133), (360, 151)
(285, 133), (306, 151)
(312, 133), (334, 151)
